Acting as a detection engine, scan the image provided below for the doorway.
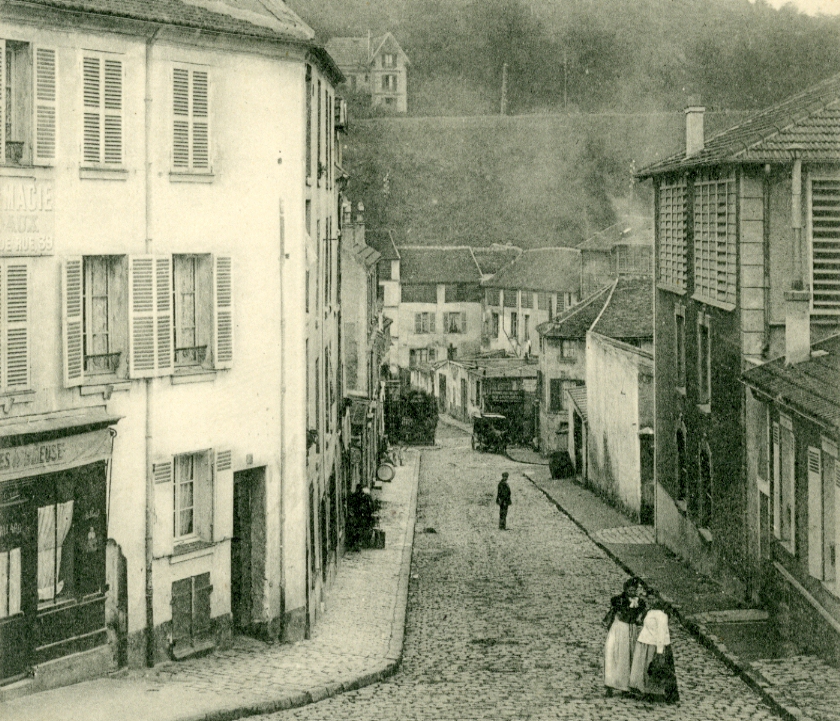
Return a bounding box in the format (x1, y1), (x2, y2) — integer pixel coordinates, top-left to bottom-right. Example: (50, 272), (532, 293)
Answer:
(231, 467), (265, 634)
(573, 411), (584, 476)
(438, 375), (447, 413)
(640, 433), (655, 525)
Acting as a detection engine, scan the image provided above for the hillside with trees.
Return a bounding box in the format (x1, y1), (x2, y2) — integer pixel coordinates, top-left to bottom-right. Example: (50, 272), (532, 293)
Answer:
(289, 0), (840, 116)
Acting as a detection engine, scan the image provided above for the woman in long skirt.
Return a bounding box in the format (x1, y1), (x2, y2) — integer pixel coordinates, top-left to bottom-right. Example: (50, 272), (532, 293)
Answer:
(628, 597), (680, 703)
(603, 577), (647, 696)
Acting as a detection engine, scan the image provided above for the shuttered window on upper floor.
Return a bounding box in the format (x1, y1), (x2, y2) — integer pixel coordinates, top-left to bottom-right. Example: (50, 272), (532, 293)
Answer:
(658, 179), (687, 291)
(811, 179), (840, 318)
(82, 54), (123, 166)
(172, 67), (210, 172)
(0, 261), (30, 392)
(694, 172), (736, 307)
(1, 41), (56, 166)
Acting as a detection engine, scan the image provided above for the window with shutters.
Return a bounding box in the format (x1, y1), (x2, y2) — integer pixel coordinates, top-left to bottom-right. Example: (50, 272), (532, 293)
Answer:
(810, 179), (840, 319)
(510, 311), (518, 338)
(413, 312), (435, 334)
(382, 75), (397, 91)
(779, 417), (795, 551)
(486, 288), (500, 307)
(172, 255), (232, 371)
(658, 179), (687, 290)
(491, 312), (499, 337)
(0, 261), (30, 393)
(171, 66), (210, 174)
(171, 572), (213, 654)
(173, 451), (212, 543)
(82, 256), (127, 379)
(1, 41), (55, 166)
(521, 291), (533, 309)
(693, 172), (736, 307)
(549, 378), (564, 413)
(503, 290), (517, 308)
(444, 312), (466, 334)
(82, 54), (123, 167)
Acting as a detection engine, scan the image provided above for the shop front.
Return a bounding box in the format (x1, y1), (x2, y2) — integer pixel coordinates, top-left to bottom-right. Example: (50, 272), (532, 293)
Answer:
(0, 411), (117, 685)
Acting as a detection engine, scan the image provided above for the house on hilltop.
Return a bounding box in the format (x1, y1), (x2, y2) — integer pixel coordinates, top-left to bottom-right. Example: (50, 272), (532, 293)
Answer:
(326, 32), (409, 112)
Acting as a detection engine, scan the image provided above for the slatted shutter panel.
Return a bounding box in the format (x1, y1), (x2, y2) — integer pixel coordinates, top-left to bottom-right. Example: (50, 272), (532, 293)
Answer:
(103, 59), (123, 164)
(429, 312), (435, 333)
(461, 312), (467, 333)
(153, 460), (174, 557)
(34, 47), (56, 163)
(155, 256), (173, 375)
(808, 447), (823, 578)
(62, 258), (84, 387)
(213, 256), (233, 369)
(129, 256), (156, 378)
(213, 449), (233, 542)
(811, 180), (840, 317)
(0, 41), (5, 161)
(82, 56), (101, 164)
(192, 572), (213, 639)
(5, 263), (29, 390)
(172, 68), (190, 168)
(170, 576), (192, 646)
(191, 71), (209, 170)
(414, 314), (421, 334)
(773, 423), (781, 538)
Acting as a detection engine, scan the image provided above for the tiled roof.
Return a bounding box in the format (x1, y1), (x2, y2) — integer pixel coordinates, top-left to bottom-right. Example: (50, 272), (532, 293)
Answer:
(397, 246), (482, 285)
(537, 284), (612, 339)
(472, 245), (522, 276)
(367, 230), (400, 261)
(591, 277), (653, 341)
(483, 248), (581, 293)
(325, 36), (370, 68)
(566, 386), (587, 421)
(743, 334), (840, 429)
(16, 0), (315, 42)
(639, 72), (840, 176)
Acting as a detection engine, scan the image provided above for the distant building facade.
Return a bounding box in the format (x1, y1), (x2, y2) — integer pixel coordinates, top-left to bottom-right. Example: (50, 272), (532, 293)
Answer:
(325, 32), (409, 113)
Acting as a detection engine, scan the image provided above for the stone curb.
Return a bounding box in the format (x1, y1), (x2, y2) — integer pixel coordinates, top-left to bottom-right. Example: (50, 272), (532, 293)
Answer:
(524, 471), (807, 721)
(177, 452), (422, 721)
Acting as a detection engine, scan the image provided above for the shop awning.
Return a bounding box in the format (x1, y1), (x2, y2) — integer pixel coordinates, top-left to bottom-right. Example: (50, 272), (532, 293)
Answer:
(0, 407), (121, 441)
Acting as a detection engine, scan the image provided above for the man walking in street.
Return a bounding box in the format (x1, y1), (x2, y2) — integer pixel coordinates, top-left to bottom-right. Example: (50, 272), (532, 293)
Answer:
(496, 472), (512, 529)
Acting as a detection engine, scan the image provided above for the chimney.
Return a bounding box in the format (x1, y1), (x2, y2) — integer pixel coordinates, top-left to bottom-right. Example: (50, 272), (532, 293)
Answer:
(785, 155), (811, 365)
(684, 103), (705, 158)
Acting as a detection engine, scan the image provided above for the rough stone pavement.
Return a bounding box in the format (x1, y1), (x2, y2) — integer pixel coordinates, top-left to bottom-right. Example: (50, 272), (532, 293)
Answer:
(259, 423), (784, 720)
(0, 451), (421, 721)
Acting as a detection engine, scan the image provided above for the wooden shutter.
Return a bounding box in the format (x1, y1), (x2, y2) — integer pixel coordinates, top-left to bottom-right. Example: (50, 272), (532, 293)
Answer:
(153, 460), (174, 557)
(192, 572), (213, 639)
(213, 448), (233, 542)
(213, 256), (233, 369)
(5, 263), (29, 390)
(191, 70), (209, 170)
(461, 311), (467, 333)
(103, 59), (123, 164)
(414, 314), (421, 334)
(429, 312), (435, 333)
(773, 422), (780, 539)
(34, 47), (56, 163)
(172, 68), (190, 168)
(155, 256), (173, 375)
(811, 180), (840, 317)
(0, 41), (5, 161)
(808, 447), (823, 578)
(129, 256), (156, 378)
(82, 56), (101, 164)
(170, 576), (192, 645)
(62, 258), (84, 387)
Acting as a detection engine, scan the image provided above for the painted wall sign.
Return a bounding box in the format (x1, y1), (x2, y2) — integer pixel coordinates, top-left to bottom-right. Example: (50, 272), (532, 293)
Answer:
(0, 178), (55, 255)
(0, 429), (112, 483)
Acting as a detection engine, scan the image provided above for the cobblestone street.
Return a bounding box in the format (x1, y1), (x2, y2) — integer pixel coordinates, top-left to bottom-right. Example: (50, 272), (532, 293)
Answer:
(263, 424), (781, 721)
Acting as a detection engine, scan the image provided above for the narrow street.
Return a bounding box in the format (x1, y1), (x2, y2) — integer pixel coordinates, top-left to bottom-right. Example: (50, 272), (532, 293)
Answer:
(263, 424), (779, 721)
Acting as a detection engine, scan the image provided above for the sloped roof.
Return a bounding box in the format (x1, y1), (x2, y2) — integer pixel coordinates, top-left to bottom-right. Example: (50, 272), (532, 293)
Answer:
(743, 334), (840, 430)
(325, 36), (370, 68)
(472, 245), (522, 276)
(537, 284), (612, 340)
(591, 277), (653, 341)
(367, 230), (400, 261)
(639, 72), (840, 177)
(566, 386), (588, 422)
(483, 248), (581, 293)
(370, 32), (409, 64)
(17, 0), (315, 42)
(397, 246), (482, 285)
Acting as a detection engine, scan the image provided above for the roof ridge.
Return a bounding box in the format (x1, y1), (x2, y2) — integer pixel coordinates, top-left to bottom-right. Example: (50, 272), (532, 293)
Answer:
(590, 278), (620, 334)
(542, 283), (611, 329)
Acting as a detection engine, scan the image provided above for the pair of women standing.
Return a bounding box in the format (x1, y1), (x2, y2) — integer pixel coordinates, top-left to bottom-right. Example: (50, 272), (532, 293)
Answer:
(602, 577), (679, 704)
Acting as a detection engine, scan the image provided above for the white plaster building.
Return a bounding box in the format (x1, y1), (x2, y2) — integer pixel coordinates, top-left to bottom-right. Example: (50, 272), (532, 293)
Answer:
(0, 0), (343, 692)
